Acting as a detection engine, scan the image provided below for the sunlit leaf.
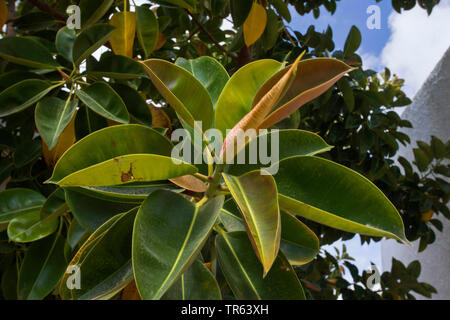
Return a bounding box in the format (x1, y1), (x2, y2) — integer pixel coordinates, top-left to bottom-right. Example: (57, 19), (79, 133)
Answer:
(176, 56), (230, 107)
(48, 125), (173, 183)
(223, 170), (281, 276)
(109, 11), (136, 58)
(0, 0), (7, 28)
(141, 59), (214, 131)
(243, 2), (267, 47)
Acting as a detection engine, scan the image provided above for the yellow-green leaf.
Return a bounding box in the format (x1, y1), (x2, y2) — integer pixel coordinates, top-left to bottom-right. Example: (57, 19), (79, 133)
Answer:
(109, 11), (136, 58)
(0, 0), (8, 28)
(243, 2), (267, 47)
(54, 154), (198, 187)
(223, 170), (281, 276)
(141, 59), (214, 131)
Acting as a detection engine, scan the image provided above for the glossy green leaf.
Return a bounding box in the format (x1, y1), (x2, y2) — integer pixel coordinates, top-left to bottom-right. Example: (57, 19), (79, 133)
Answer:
(14, 139), (42, 168)
(254, 58), (355, 129)
(262, 9), (282, 51)
(279, 211), (319, 266)
(216, 231), (305, 300)
(136, 6), (158, 58)
(0, 37), (58, 69)
(176, 56), (230, 107)
(215, 59), (282, 136)
(60, 209), (136, 300)
(220, 200), (319, 266)
(111, 83), (152, 126)
(223, 171), (281, 275)
(35, 97), (78, 150)
(226, 129), (333, 176)
(0, 188), (45, 223)
(343, 25), (361, 58)
(66, 219), (88, 250)
(7, 211), (59, 243)
(65, 187), (136, 232)
(48, 125), (173, 183)
(274, 156), (409, 243)
(79, 0), (114, 29)
(54, 154), (197, 187)
(88, 53), (147, 79)
(39, 188), (66, 219)
(152, 0), (195, 11)
(141, 59), (214, 131)
(162, 259), (222, 300)
(0, 71), (43, 91)
(55, 27), (76, 62)
(76, 82), (129, 124)
(73, 24), (115, 66)
(0, 80), (56, 117)
(18, 232), (67, 300)
(133, 190), (224, 300)
(78, 181), (179, 204)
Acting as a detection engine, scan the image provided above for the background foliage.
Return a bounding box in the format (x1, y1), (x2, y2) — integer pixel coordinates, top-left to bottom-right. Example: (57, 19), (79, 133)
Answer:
(0, 0), (448, 300)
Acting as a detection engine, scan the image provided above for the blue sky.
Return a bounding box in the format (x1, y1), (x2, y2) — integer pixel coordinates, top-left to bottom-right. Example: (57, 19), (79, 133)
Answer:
(288, 0), (392, 57)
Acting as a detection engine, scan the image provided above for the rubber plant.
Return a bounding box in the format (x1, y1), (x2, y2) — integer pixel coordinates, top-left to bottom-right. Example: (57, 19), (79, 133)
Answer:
(0, 29), (410, 299)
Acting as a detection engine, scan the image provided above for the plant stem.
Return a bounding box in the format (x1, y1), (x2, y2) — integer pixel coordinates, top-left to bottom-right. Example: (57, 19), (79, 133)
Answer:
(205, 163), (226, 198)
(185, 9), (237, 61)
(28, 0), (67, 21)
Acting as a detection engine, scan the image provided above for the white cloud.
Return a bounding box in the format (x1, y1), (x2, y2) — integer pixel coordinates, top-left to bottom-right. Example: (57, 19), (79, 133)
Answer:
(360, 51), (383, 70)
(380, 0), (450, 97)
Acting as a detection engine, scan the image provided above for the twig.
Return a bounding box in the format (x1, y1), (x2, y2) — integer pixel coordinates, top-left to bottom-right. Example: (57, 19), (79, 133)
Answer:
(28, 0), (67, 21)
(6, 0), (16, 36)
(185, 9), (237, 60)
(283, 24), (298, 47)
